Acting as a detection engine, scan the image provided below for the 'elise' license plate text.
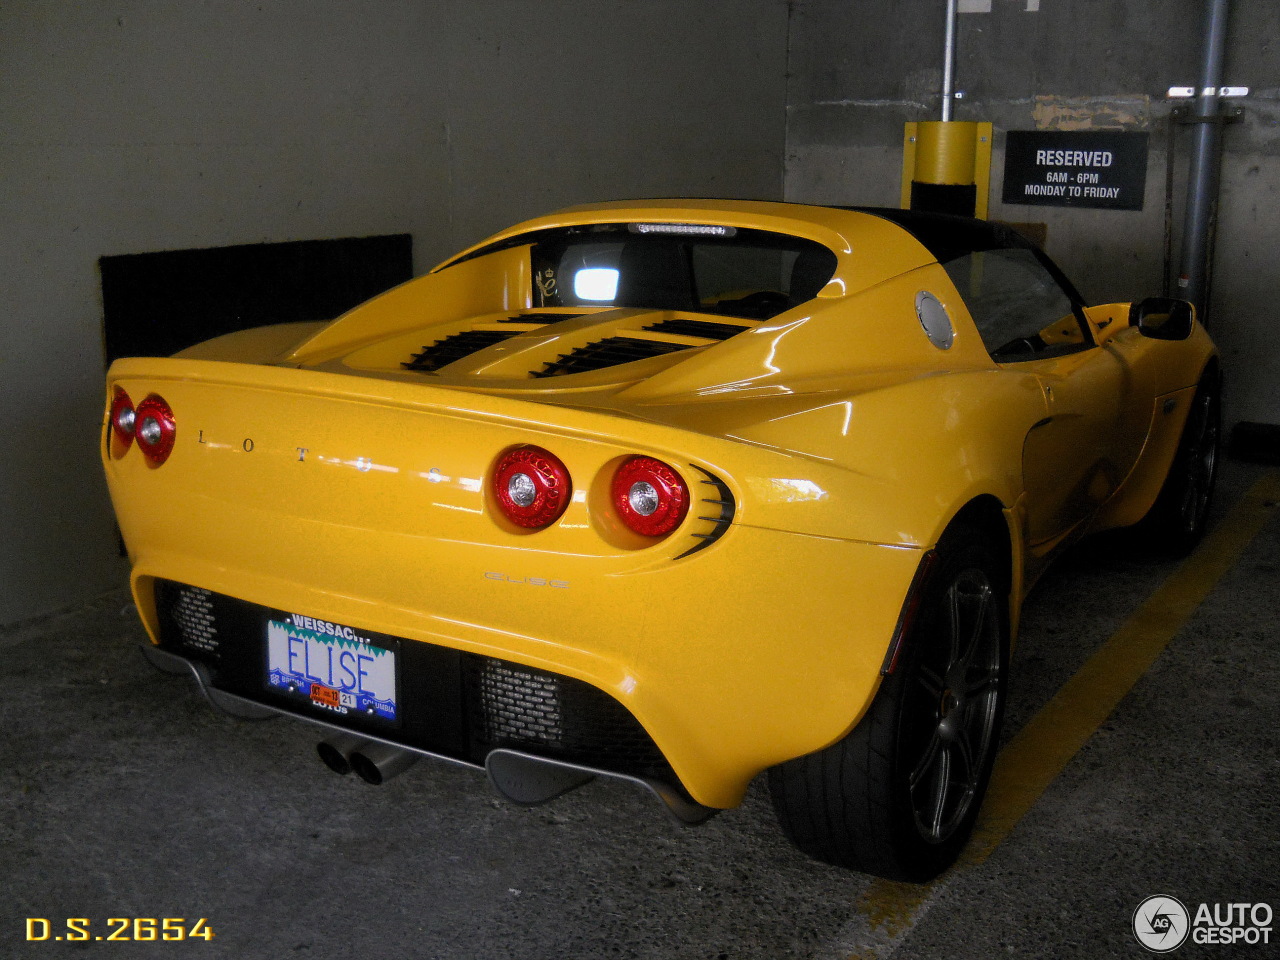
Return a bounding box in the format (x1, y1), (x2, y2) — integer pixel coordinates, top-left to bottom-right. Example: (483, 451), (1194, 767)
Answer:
(266, 619), (397, 721)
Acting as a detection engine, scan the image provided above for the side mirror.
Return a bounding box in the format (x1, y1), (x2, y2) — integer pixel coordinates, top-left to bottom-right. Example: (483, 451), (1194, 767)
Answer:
(1130, 297), (1194, 341)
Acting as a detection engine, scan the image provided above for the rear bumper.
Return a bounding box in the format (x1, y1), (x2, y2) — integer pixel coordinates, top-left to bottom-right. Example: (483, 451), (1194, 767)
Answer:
(140, 641), (717, 824)
(122, 525), (919, 809)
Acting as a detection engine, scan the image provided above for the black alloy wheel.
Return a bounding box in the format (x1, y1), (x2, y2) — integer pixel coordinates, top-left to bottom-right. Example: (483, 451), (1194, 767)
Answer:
(769, 522), (1009, 882)
(903, 565), (1003, 846)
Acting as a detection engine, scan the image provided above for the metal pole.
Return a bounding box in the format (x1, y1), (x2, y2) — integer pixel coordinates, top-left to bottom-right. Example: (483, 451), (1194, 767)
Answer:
(941, 0), (958, 121)
(1177, 0), (1231, 322)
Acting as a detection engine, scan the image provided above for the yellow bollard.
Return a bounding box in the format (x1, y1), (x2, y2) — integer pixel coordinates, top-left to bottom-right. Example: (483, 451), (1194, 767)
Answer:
(901, 121), (993, 218)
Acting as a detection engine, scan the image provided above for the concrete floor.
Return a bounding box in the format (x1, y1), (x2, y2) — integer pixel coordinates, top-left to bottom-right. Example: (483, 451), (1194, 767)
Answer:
(3, 459), (1277, 959)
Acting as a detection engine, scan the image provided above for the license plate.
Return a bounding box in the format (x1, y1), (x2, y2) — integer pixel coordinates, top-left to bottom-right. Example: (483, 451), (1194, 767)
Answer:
(266, 616), (397, 721)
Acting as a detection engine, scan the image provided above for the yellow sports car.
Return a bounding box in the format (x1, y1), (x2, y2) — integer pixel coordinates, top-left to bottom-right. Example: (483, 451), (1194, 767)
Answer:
(101, 200), (1219, 881)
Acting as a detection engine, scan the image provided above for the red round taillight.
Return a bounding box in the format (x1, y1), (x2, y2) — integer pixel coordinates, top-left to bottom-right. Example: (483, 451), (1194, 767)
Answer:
(493, 446), (572, 529)
(109, 387), (136, 452)
(133, 394), (176, 465)
(612, 456), (689, 538)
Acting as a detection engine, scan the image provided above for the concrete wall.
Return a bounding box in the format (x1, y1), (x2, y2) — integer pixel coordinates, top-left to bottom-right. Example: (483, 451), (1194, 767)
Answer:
(8, 0), (1275, 626)
(0, 0), (789, 625)
(786, 0), (1280, 433)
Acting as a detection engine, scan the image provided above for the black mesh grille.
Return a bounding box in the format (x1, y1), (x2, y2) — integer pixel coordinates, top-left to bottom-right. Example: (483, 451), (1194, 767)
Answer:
(403, 329), (516, 372)
(532, 336), (691, 378)
(464, 655), (676, 782)
(643, 317), (749, 340)
(156, 580), (221, 661)
(499, 312), (585, 324)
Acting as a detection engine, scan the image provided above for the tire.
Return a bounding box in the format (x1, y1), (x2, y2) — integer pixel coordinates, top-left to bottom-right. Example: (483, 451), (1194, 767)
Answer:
(768, 523), (1009, 882)
(1142, 370), (1221, 556)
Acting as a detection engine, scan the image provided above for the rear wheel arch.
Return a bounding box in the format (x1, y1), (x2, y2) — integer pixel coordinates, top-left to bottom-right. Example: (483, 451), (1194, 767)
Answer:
(946, 495), (1014, 594)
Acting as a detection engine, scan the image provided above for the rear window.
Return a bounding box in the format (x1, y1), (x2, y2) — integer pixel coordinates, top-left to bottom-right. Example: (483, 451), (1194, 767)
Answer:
(447, 223), (838, 321)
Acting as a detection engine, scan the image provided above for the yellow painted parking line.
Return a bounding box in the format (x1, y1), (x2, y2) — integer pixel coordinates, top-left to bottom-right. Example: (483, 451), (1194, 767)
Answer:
(968, 469), (1280, 862)
(854, 469), (1280, 948)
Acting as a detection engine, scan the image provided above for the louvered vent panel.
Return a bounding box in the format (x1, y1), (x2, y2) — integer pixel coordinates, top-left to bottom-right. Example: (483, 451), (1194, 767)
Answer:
(403, 330), (516, 372)
(642, 318), (750, 341)
(533, 337), (692, 378)
(499, 312), (586, 324)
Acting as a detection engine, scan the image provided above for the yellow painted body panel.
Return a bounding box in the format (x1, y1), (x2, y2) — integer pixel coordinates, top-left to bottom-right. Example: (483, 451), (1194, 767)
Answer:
(101, 200), (1217, 809)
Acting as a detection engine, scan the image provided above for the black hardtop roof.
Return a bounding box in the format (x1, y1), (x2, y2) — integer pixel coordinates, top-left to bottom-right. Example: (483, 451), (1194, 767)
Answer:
(846, 206), (1087, 306)
(843, 207), (1039, 263)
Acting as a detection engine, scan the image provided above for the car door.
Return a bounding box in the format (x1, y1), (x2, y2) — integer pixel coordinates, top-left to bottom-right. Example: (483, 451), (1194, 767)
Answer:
(1020, 347), (1144, 548)
(943, 247), (1141, 550)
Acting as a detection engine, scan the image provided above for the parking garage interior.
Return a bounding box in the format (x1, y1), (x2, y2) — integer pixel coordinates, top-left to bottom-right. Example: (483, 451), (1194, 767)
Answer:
(3, 2), (1278, 957)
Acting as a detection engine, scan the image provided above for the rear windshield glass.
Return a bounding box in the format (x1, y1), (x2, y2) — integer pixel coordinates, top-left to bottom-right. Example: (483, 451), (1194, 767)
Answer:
(447, 223), (837, 321)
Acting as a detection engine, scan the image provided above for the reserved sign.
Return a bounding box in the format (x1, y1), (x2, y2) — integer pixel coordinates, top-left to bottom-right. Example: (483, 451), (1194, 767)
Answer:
(1002, 130), (1149, 211)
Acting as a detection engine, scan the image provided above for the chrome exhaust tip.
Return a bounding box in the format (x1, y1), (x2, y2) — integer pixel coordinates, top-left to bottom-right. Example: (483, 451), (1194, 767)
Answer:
(349, 741), (419, 785)
(316, 733), (369, 776)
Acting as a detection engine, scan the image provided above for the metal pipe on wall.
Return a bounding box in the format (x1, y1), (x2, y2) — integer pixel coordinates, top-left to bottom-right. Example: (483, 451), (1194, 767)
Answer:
(1177, 0), (1232, 322)
(941, 0), (958, 121)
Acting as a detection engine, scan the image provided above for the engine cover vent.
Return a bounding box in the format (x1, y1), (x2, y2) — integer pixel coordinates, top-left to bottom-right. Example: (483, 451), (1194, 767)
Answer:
(643, 318), (750, 341)
(499, 312), (586, 324)
(403, 330), (516, 372)
(533, 337), (692, 378)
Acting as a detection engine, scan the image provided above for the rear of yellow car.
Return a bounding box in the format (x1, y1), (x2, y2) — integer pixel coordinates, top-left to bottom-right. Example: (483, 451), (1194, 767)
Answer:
(102, 354), (924, 812)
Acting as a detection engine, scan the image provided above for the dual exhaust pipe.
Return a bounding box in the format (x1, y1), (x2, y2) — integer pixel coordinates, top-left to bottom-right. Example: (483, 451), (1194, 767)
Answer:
(316, 734), (418, 785)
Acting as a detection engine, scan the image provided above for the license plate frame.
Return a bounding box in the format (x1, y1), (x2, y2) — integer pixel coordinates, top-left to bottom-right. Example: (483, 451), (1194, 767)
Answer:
(265, 615), (399, 724)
